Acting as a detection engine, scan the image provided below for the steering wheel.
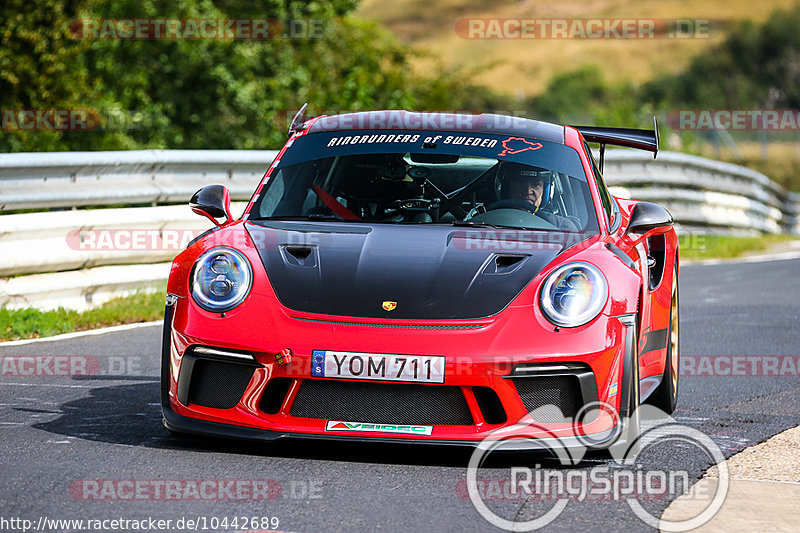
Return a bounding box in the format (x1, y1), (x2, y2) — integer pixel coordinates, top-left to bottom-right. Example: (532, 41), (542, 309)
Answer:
(483, 198), (583, 230)
(485, 198), (540, 214)
(565, 215), (582, 229)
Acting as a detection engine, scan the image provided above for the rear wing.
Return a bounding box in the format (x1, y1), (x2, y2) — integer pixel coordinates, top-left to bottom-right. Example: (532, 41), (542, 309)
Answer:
(571, 117), (659, 172)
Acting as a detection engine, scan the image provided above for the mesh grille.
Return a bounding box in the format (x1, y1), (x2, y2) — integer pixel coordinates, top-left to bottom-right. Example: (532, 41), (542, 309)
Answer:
(290, 380), (473, 425)
(188, 359), (255, 409)
(512, 376), (582, 423)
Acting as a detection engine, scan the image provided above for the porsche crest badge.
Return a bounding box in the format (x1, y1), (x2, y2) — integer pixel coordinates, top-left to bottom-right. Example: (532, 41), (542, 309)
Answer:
(382, 301), (397, 311)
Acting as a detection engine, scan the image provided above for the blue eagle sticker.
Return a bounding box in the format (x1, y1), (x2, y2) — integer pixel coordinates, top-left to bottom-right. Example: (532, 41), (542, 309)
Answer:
(311, 350), (326, 377)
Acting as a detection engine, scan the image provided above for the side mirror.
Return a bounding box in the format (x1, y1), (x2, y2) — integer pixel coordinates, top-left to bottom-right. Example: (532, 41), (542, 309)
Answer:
(190, 185), (232, 226)
(626, 201), (673, 235)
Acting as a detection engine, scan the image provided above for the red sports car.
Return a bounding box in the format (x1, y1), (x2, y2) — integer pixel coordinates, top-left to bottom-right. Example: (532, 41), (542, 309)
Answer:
(161, 109), (679, 450)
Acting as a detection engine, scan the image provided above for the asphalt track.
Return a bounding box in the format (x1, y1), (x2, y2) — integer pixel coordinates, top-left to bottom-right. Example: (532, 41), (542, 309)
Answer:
(1, 258), (799, 532)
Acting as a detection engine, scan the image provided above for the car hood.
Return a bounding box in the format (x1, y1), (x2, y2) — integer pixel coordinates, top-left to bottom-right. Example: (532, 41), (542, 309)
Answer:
(246, 221), (582, 320)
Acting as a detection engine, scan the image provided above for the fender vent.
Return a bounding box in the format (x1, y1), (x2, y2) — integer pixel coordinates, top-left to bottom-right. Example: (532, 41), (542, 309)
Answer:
(646, 234), (666, 290)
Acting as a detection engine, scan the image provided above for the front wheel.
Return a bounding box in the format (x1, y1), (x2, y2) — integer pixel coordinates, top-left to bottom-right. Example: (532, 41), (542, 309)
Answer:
(648, 263), (679, 414)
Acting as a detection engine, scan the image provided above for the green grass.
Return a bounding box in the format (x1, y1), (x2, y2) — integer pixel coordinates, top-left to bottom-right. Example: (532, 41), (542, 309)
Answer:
(679, 233), (799, 261)
(0, 291), (165, 342)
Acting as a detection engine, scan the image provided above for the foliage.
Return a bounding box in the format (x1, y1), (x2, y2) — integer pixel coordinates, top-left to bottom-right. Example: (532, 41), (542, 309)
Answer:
(0, 291), (164, 341)
(0, 0), (93, 151)
(642, 4), (800, 109)
(0, 0), (511, 152)
(523, 4), (800, 123)
(5, 0), (800, 192)
(525, 66), (646, 126)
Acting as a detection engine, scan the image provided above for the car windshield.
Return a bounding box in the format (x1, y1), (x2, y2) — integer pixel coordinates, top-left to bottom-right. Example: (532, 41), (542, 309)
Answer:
(249, 130), (599, 232)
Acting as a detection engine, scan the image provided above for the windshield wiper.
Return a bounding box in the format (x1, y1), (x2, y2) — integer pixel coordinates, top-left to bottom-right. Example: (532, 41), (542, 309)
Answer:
(255, 214), (352, 222)
(450, 220), (551, 231)
(450, 220), (511, 229)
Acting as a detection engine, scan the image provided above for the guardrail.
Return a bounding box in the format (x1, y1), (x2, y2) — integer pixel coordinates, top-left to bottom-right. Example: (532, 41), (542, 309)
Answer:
(0, 149), (278, 210)
(1, 149), (798, 310)
(603, 150), (799, 235)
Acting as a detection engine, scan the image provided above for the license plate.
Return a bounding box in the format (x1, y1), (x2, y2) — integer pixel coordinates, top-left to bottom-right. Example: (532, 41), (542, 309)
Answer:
(310, 350), (445, 384)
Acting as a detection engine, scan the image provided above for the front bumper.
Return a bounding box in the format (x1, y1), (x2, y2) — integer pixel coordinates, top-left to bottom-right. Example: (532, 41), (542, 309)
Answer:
(161, 296), (636, 448)
(162, 398), (624, 450)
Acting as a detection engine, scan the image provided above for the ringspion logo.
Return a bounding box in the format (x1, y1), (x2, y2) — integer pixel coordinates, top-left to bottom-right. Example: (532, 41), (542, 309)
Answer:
(465, 404), (729, 531)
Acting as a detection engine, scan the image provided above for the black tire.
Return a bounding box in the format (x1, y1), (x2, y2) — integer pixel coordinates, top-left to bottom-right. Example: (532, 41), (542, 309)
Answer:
(649, 263), (679, 414)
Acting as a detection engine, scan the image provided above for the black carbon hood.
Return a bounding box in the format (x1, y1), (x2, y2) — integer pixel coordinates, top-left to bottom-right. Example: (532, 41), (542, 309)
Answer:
(246, 221), (577, 320)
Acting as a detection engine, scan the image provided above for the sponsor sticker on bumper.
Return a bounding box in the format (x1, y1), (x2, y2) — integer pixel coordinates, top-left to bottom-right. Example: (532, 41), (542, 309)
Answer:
(325, 421), (433, 436)
(311, 350), (445, 383)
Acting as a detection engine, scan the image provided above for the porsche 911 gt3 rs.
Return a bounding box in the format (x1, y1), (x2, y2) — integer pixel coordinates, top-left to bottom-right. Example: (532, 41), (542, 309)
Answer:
(160, 108), (679, 449)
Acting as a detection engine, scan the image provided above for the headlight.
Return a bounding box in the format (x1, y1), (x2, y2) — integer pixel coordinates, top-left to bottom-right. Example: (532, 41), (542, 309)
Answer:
(192, 247), (252, 312)
(539, 262), (607, 328)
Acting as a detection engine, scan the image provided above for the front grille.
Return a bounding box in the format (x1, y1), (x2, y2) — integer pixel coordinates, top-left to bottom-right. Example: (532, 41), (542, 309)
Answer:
(290, 380), (473, 425)
(511, 375), (582, 423)
(187, 359), (255, 409)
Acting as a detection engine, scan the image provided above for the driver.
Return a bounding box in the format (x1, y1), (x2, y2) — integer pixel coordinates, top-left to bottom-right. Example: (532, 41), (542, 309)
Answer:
(501, 163), (579, 230)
